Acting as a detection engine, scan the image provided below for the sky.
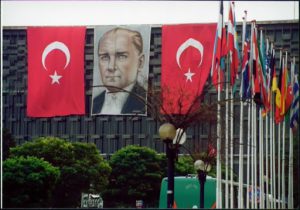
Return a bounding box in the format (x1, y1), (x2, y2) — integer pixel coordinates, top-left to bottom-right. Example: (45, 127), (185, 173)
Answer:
(1, 1), (299, 26)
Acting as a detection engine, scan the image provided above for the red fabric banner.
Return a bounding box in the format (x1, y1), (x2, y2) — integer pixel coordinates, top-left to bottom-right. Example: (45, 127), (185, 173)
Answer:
(162, 24), (216, 114)
(27, 27), (86, 117)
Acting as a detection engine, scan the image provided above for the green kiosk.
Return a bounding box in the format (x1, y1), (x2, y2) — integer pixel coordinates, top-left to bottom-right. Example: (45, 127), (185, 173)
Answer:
(159, 175), (216, 209)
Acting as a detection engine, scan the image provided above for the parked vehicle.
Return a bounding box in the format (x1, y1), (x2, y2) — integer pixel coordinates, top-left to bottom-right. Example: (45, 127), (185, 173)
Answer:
(159, 175), (216, 208)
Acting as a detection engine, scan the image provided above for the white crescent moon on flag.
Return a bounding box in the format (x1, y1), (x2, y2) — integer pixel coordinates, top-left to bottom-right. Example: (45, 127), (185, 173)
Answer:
(176, 38), (204, 69)
(42, 41), (70, 70)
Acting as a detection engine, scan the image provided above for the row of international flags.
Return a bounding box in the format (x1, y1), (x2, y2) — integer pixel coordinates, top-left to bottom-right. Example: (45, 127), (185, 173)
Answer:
(211, 1), (299, 130)
(211, 1), (298, 209)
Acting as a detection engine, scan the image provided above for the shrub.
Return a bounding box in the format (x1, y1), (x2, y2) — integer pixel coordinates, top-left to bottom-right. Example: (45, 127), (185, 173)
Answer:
(3, 156), (60, 208)
(10, 137), (111, 207)
(2, 128), (16, 160)
(104, 145), (164, 208)
(158, 154), (196, 177)
(175, 155), (196, 176)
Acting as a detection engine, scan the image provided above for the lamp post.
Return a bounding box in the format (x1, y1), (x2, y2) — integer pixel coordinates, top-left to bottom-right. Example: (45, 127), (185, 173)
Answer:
(194, 160), (212, 209)
(159, 123), (186, 208)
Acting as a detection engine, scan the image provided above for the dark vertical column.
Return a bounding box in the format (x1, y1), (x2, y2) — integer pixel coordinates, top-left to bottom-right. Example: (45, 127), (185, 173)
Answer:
(199, 171), (207, 209)
(166, 142), (175, 208)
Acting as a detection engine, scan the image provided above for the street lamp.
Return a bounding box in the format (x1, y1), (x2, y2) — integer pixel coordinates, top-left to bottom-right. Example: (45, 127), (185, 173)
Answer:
(194, 159), (212, 209)
(159, 123), (186, 208)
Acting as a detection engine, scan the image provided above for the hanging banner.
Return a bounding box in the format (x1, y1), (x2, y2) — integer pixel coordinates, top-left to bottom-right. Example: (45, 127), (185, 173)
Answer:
(161, 24), (216, 114)
(27, 27), (86, 117)
(91, 25), (151, 116)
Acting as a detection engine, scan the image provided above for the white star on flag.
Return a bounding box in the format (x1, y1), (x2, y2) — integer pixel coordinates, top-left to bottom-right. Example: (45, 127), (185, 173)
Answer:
(184, 68), (195, 82)
(49, 71), (62, 84)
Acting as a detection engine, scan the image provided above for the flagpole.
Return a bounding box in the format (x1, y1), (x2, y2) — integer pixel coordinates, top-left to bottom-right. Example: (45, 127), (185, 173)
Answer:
(246, 100), (251, 209)
(253, 23), (258, 209)
(288, 106), (293, 209)
(241, 11), (250, 209)
(265, 113), (270, 209)
(269, 103), (274, 209)
(272, 91), (277, 209)
(227, 2), (239, 207)
(249, 21), (255, 209)
(259, 110), (262, 209)
(281, 52), (288, 209)
(242, 11), (247, 56)
(277, 120), (281, 209)
(212, 2), (223, 208)
(254, 103), (258, 209)
(277, 49), (282, 209)
(261, 30), (270, 208)
(271, 51), (277, 208)
(238, 86), (244, 209)
(217, 1), (224, 208)
(216, 57), (222, 209)
(265, 38), (271, 209)
(230, 86), (234, 209)
(281, 117), (286, 209)
(259, 29), (265, 209)
(259, 109), (264, 209)
(287, 57), (295, 209)
(225, 55), (230, 209)
(272, 107), (276, 209)
(260, 118), (266, 209)
(270, 101), (276, 209)
(251, 100), (254, 208)
(272, 117), (277, 209)
(269, 46), (276, 208)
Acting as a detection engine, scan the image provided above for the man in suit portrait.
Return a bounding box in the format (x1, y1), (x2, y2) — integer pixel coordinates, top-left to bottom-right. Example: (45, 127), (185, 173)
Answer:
(92, 27), (147, 115)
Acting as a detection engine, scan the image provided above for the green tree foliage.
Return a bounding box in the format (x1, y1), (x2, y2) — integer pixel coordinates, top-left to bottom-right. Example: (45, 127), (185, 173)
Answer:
(2, 128), (16, 160)
(3, 156), (60, 208)
(175, 155), (196, 176)
(10, 137), (111, 207)
(158, 154), (197, 177)
(104, 145), (164, 208)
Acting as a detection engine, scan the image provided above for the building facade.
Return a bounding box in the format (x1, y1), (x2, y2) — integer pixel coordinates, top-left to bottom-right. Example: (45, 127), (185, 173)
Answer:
(2, 20), (299, 157)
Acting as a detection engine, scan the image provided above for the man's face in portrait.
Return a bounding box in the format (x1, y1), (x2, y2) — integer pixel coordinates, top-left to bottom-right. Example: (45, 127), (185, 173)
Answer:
(98, 29), (144, 91)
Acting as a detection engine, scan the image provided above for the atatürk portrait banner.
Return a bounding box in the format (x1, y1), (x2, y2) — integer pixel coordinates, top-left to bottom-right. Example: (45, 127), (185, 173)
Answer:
(91, 25), (151, 116)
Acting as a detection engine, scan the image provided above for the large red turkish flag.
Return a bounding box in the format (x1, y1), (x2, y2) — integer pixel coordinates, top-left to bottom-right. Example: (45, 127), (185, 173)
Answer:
(27, 27), (86, 117)
(162, 24), (216, 114)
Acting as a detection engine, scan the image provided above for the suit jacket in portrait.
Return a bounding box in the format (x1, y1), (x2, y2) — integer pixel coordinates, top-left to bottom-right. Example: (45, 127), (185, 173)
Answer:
(92, 83), (146, 115)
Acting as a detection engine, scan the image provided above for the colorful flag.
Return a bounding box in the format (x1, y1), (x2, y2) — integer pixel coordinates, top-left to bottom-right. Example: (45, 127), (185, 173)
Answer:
(274, 51), (284, 123)
(251, 22), (262, 105)
(269, 47), (276, 94)
(251, 22), (269, 113)
(271, 55), (278, 94)
(280, 56), (288, 115)
(27, 27), (86, 117)
(258, 30), (270, 115)
(280, 53), (293, 117)
(161, 24), (216, 114)
(240, 38), (251, 99)
(265, 40), (274, 107)
(211, 0), (227, 91)
(240, 12), (251, 99)
(227, 1), (240, 90)
(290, 75), (299, 130)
